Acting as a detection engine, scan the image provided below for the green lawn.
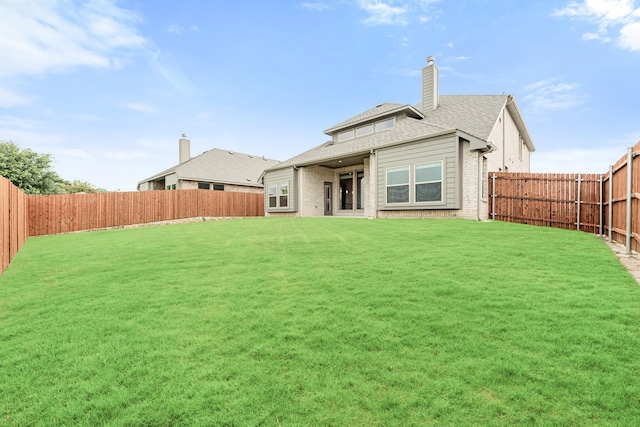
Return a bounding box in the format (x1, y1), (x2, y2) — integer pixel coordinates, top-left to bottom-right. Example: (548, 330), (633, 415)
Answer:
(1, 218), (639, 426)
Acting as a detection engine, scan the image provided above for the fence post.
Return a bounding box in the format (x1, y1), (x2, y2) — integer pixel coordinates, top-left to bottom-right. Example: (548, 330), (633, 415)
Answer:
(491, 174), (496, 220)
(626, 147), (633, 254)
(608, 165), (613, 242)
(576, 174), (582, 231)
(599, 174), (603, 236)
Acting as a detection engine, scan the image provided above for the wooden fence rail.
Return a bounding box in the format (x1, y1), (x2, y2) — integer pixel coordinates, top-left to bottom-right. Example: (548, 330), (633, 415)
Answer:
(490, 140), (640, 253)
(27, 189), (265, 236)
(0, 176), (29, 274)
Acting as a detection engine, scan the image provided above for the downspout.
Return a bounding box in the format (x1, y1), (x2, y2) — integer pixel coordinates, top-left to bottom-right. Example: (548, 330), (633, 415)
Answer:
(477, 154), (483, 221)
(371, 149), (378, 219)
(293, 165), (300, 217)
(502, 104), (506, 171)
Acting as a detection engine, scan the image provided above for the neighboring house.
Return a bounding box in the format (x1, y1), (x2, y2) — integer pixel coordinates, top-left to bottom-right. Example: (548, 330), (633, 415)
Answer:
(263, 56), (535, 220)
(138, 134), (281, 193)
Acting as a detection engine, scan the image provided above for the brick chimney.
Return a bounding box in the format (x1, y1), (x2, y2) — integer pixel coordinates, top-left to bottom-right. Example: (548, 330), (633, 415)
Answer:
(179, 133), (190, 164)
(422, 56), (439, 112)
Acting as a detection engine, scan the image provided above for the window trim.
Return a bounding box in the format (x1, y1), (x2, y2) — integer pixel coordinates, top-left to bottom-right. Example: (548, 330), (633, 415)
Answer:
(268, 184), (277, 208)
(267, 181), (291, 210)
(279, 183), (289, 208)
(414, 161), (443, 203)
(375, 117), (395, 132)
(338, 129), (354, 142)
(385, 166), (410, 204)
(335, 116), (396, 143)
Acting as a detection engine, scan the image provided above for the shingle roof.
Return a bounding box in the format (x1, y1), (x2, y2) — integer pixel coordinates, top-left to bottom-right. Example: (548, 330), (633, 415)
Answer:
(268, 94), (510, 171)
(140, 148), (281, 186)
(416, 95), (509, 141)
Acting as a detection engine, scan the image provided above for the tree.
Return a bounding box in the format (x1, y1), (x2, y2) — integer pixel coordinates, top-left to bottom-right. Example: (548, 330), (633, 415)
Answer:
(0, 141), (66, 194)
(61, 180), (107, 194)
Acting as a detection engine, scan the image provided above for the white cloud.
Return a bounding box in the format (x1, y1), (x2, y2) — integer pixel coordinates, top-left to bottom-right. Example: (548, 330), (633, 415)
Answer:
(167, 23), (199, 35)
(0, 87), (33, 108)
(0, 0), (146, 78)
(553, 0), (640, 51)
(359, 0), (408, 25)
(124, 102), (158, 113)
(300, 2), (330, 11)
(357, 0), (441, 26)
(61, 148), (93, 159)
(619, 21), (640, 49)
(523, 79), (589, 112)
(149, 51), (195, 95)
(103, 150), (145, 160)
(167, 24), (184, 35)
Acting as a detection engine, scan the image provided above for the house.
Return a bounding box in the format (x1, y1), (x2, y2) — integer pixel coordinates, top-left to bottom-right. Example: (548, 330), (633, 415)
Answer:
(262, 56), (535, 220)
(138, 134), (281, 193)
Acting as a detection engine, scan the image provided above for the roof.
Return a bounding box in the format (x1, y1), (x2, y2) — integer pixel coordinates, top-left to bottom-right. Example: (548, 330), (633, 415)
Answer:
(139, 148), (281, 187)
(268, 94), (534, 171)
(273, 116), (450, 169)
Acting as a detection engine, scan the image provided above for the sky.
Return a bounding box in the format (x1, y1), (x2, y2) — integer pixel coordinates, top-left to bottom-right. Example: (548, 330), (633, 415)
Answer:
(0, 0), (639, 191)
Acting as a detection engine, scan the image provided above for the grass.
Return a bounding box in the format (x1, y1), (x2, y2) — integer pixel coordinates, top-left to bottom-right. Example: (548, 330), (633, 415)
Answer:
(1, 217), (639, 426)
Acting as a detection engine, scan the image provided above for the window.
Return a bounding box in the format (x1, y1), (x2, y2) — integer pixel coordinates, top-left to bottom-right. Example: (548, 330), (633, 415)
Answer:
(279, 183), (289, 208)
(167, 184), (176, 190)
(415, 162), (442, 202)
(213, 184), (225, 191)
(198, 182), (210, 190)
(357, 171), (364, 209)
(340, 173), (353, 210)
(338, 129), (354, 142)
(375, 117), (395, 131)
(268, 185), (277, 208)
(336, 117), (395, 143)
(386, 166), (410, 203)
(356, 123), (374, 137)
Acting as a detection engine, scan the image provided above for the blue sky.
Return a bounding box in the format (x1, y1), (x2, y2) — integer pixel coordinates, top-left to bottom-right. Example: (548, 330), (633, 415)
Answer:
(1, 0), (639, 191)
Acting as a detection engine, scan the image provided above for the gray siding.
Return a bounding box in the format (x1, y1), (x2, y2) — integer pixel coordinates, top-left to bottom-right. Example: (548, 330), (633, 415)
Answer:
(376, 135), (459, 210)
(264, 167), (297, 212)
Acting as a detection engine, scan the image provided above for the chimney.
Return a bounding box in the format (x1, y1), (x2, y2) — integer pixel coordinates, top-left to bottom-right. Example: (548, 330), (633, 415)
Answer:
(422, 56), (439, 112)
(179, 133), (190, 164)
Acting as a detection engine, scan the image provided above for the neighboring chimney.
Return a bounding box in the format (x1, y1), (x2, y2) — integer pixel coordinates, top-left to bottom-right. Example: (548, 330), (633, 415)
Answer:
(422, 56), (439, 112)
(179, 133), (190, 164)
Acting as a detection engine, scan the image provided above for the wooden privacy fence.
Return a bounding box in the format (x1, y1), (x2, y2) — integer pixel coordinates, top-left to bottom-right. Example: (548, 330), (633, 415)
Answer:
(490, 141), (640, 253)
(28, 189), (265, 236)
(0, 176), (29, 274)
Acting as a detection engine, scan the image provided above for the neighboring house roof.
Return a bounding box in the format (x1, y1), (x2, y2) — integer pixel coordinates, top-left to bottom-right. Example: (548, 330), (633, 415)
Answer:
(139, 148), (281, 187)
(268, 94), (534, 171)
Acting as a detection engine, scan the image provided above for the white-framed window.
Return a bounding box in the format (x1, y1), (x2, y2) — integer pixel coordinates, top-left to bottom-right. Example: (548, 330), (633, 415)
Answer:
(336, 117), (396, 143)
(356, 123), (374, 137)
(415, 161), (443, 202)
(198, 182), (210, 190)
(279, 183), (289, 208)
(338, 129), (354, 142)
(386, 166), (410, 203)
(375, 117), (395, 132)
(268, 185), (277, 208)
